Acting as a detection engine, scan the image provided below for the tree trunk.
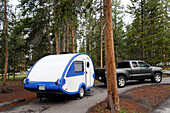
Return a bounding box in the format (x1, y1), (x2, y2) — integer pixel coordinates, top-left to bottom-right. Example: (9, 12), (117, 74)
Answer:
(66, 21), (69, 52)
(46, 0), (52, 55)
(3, 0), (8, 88)
(53, 0), (59, 54)
(100, 0), (103, 69)
(47, 30), (52, 54)
(141, 0), (145, 60)
(103, 0), (120, 112)
(72, 25), (74, 53)
(55, 32), (59, 54)
(62, 25), (66, 52)
(89, 22), (91, 56)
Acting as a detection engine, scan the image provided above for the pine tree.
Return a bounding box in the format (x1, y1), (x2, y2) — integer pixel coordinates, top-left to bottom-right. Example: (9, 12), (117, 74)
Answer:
(3, 0), (8, 88)
(112, 0), (125, 63)
(126, 0), (169, 65)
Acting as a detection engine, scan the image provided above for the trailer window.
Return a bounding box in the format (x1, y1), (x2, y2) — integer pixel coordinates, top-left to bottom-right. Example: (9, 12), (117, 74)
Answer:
(74, 61), (84, 72)
(87, 62), (90, 68)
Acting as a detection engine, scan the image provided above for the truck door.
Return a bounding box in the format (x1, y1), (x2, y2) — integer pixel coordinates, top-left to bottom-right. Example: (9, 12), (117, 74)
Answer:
(131, 61), (141, 77)
(85, 58), (91, 88)
(138, 62), (152, 77)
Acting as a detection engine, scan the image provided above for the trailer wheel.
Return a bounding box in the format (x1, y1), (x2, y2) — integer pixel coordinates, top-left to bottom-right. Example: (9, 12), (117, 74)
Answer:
(78, 87), (85, 99)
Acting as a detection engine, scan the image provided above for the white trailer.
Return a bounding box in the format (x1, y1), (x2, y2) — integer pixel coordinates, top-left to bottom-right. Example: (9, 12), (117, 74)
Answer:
(24, 53), (95, 98)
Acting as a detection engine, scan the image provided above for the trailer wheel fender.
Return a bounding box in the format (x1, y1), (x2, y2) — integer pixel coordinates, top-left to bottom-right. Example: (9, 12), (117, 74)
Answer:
(93, 73), (95, 78)
(78, 83), (86, 93)
(60, 78), (66, 85)
(77, 83), (86, 99)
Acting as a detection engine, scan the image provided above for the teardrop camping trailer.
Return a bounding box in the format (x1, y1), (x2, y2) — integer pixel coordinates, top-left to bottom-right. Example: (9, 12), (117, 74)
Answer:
(24, 53), (95, 99)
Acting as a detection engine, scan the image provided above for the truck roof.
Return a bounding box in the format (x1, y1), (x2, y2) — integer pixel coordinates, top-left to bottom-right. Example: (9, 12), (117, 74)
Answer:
(119, 60), (143, 62)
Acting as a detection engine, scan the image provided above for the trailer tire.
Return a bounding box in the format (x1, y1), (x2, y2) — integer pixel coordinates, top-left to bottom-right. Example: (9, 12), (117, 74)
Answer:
(78, 87), (85, 99)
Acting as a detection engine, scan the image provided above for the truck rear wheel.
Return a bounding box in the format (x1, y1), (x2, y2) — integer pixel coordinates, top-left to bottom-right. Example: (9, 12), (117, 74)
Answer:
(152, 73), (162, 83)
(117, 76), (126, 88)
(78, 87), (85, 99)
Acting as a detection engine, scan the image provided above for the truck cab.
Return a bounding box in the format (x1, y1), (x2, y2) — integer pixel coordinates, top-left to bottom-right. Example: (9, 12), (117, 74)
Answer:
(95, 60), (163, 88)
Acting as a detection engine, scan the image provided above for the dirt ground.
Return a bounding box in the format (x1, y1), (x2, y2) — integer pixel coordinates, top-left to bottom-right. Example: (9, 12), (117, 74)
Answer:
(0, 78), (170, 113)
(88, 85), (170, 113)
(0, 79), (37, 112)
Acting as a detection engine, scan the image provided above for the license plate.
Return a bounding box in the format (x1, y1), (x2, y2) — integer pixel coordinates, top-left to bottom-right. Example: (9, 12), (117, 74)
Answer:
(39, 86), (45, 90)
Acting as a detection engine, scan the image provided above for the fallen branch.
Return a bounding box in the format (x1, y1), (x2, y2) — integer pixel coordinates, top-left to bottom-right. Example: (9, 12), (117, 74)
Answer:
(0, 98), (25, 108)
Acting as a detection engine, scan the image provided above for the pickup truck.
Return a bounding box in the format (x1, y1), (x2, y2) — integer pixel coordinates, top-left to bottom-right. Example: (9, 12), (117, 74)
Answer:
(95, 60), (163, 88)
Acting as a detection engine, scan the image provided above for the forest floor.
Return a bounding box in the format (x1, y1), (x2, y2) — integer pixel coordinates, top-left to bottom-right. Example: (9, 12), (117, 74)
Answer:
(0, 78), (37, 112)
(88, 84), (170, 113)
(0, 76), (170, 112)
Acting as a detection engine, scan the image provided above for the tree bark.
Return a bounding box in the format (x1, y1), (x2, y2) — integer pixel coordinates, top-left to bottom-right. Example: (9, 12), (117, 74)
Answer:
(62, 24), (66, 52)
(3, 0), (8, 88)
(53, 0), (59, 54)
(103, 0), (120, 112)
(55, 32), (59, 54)
(141, 0), (145, 60)
(89, 36), (91, 56)
(46, 0), (52, 55)
(100, 0), (103, 69)
(72, 25), (74, 53)
(66, 21), (69, 52)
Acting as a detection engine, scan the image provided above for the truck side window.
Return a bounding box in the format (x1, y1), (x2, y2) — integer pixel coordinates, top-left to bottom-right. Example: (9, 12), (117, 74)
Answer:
(87, 62), (89, 68)
(138, 62), (148, 67)
(117, 62), (130, 68)
(74, 61), (84, 72)
(132, 62), (138, 68)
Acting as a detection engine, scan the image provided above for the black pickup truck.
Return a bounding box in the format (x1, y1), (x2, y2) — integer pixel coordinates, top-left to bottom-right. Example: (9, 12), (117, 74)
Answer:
(95, 60), (163, 88)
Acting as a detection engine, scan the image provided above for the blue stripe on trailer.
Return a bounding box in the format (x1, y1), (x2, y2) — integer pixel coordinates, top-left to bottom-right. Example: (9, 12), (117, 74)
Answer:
(24, 81), (61, 92)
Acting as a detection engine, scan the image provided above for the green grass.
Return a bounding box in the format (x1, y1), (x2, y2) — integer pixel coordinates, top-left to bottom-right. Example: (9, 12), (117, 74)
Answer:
(0, 74), (27, 80)
(120, 109), (126, 113)
(0, 74), (27, 86)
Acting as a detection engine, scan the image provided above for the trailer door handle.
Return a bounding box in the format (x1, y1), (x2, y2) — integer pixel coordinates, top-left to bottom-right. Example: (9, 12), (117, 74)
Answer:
(86, 71), (87, 74)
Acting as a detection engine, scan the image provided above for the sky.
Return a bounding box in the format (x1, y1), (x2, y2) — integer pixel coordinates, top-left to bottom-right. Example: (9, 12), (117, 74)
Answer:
(121, 0), (132, 24)
(9, 0), (19, 10)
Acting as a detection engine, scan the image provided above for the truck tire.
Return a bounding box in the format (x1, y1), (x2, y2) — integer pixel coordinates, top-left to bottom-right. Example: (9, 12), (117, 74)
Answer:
(78, 87), (85, 99)
(117, 76), (126, 88)
(151, 73), (162, 83)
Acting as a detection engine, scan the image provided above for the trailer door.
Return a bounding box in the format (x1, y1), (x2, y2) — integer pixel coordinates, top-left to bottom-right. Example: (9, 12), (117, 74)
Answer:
(85, 58), (91, 88)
